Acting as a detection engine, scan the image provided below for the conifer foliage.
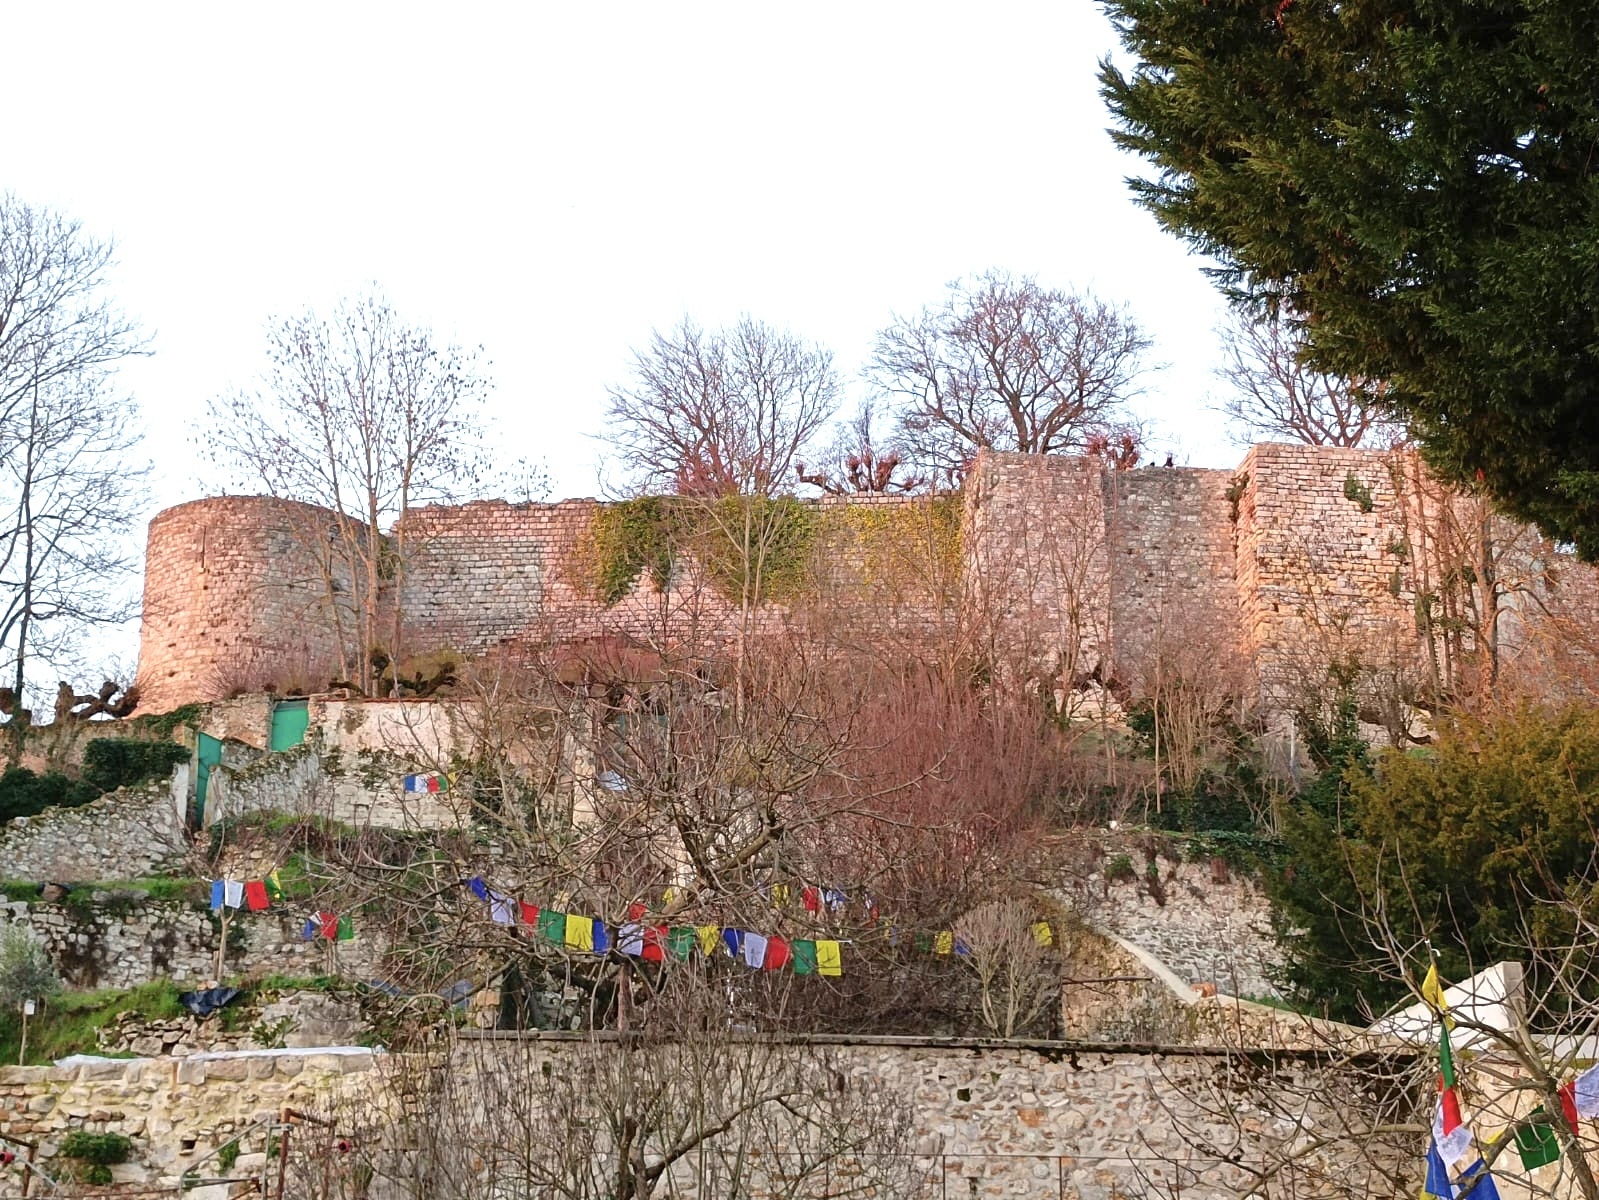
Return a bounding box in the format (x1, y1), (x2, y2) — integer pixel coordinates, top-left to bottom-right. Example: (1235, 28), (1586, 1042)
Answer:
(1099, 0), (1599, 555)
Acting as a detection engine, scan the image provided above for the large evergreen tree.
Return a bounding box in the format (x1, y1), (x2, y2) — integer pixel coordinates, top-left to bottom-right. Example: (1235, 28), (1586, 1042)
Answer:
(1099, 0), (1599, 555)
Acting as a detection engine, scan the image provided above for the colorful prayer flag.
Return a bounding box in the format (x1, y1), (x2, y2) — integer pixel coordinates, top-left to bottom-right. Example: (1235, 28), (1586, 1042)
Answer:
(403, 773), (446, 793)
(642, 926), (667, 964)
(336, 915), (354, 942)
(721, 928), (744, 958)
(591, 921), (610, 954)
(1569, 1063), (1599, 1120)
(933, 931), (954, 955)
(742, 932), (768, 969)
(695, 925), (720, 955)
(488, 891), (515, 925)
(1515, 1110), (1560, 1170)
(619, 923), (645, 956)
(518, 900), (539, 928)
(210, 880), (225, 911)
(318, 911), (339, 941)
(223, 880), (244, 909)
(802, 886), (820, 913)
(467, 877), (489, 901)
(244, 880), (269, 911)
(266, 870), (285, 902)
(816, 940), (843, 977)
(538, 908), (566, 944)
(300, 917), (318, 941)
(764, 936), (791, 970)
(564, 913), (593, 952)
(667, 927), (695, 960)
(792, 939), (817, 976)
(770, 884), (790, 908)
(1031, 921), (1053, 947)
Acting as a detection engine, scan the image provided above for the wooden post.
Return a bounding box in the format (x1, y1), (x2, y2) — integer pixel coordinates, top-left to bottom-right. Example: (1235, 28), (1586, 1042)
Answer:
(215, 904), (231, 982)
(17, 1002), (26, 1066)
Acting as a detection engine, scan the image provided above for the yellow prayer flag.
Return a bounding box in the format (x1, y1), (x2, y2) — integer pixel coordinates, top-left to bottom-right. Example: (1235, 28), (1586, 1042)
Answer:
(771, 884), (790, 908)
(1031, 921), (1054, 948)
(1421, 963), (1449, 1013)
(565, 913), (594, 952)
(696, 925), (720, 956)
(663, 886), (678, 906)
(816, 940), (843, 977)
(934, 930), (954, 955)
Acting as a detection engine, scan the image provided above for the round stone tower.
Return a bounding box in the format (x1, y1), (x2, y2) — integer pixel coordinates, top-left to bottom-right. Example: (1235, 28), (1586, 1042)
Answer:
(135, 496), (347, 713)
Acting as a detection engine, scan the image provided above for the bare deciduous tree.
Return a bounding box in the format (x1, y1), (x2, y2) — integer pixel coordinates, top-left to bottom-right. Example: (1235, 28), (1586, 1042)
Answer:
(0, 194), (148, 723)
(605, 316), (839, 499)
(1216, 309), (1398, 448)
(871, 270), (1153, 481)
(205, 290), (494, 695)
(955, 897), (1063, 1038)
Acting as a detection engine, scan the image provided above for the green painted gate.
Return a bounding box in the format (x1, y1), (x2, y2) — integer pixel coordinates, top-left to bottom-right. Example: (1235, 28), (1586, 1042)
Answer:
(195, 732), (223, 824)
(269, 699), (310, 752)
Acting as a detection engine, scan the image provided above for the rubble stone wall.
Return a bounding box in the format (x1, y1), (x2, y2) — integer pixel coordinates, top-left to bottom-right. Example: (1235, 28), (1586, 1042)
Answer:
(0, 773), (190, 884)
(0, 896), (381, 990)
(0, 1038), (1397, 1199)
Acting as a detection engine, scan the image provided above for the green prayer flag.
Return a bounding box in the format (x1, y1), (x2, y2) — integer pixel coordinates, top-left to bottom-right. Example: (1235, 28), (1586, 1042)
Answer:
(792, 939), (817, 976)
(1516, 1108), (1561, 1170)
(667, 926), (695, 960)
(1439, 1021), (1456, 1090)
(265, 870), (285, 902)
(913, 931), (933, 954)
(336, 915), (354, 942)
(538, 908), (566, 944)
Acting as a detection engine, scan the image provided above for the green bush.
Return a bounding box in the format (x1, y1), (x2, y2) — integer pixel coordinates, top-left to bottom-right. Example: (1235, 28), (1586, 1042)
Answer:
(81, 738), (188, 793)
(0, 765), (98, 825)
(1271, 702), (1599, 1022)
(60, 1130), (133, 1181)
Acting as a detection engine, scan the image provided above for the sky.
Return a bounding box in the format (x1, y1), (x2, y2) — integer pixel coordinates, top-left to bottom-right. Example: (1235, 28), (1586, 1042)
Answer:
(7, 3), (1242, 675)
(6, 2), (1243, 505)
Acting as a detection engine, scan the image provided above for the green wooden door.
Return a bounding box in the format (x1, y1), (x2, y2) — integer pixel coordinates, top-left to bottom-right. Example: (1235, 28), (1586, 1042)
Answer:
(269, 699), (310, 752)
(196, 733), (223, 824)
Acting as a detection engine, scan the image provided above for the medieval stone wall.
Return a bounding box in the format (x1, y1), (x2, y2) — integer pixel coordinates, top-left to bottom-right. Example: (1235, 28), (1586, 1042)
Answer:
(134, 447), (1599, 722)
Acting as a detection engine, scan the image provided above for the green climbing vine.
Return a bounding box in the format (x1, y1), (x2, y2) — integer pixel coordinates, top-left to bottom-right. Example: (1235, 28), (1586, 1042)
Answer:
(577, 494), (962, 607)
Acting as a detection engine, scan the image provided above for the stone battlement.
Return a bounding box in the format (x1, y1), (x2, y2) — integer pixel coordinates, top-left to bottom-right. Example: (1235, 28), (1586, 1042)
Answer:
(134, 446), (1599, 719)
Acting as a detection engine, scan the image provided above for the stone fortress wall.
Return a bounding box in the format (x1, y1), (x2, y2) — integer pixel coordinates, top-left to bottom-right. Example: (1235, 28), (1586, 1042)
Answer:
(134, 445), (1599, 718)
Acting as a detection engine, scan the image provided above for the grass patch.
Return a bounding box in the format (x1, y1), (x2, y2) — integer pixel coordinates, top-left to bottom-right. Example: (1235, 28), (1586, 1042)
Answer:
(0, 981), (183, 1065)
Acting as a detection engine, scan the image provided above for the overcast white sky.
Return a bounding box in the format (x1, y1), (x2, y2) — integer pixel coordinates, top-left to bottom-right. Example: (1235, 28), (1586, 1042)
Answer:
(7, 1), (1243, 523)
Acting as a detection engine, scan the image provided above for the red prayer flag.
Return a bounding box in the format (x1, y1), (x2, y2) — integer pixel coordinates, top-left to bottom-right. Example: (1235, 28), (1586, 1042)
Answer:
(1562, 1081), (1580, 1132)
(243, 880), (269, 911)
(1439, 1084), (1464, 1135)
(642, 926), (667, 963)
(764, 936), (791, 970)
(519, 901), (539, 927)
(802, 886), (820, 913)
(318, 911), (339, 940)
(627, 901), (647, 921)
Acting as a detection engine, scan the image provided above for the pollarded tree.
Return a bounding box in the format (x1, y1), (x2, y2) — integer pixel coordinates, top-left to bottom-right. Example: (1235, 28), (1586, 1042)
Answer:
(0, 195), (148, 722)
(870, 269), (1152, 482)
(206, 290), (495, 695)
(1099, 0), (1599, 556)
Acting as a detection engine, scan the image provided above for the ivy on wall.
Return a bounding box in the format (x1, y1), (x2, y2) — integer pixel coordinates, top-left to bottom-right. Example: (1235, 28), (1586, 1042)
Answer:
(575, 494), (964, 608)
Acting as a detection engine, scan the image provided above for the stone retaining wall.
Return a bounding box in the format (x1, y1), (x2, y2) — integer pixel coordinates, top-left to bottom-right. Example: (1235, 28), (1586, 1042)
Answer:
(0, 1037), (1402, 1198)
(0, 897), (382, 990)
(0, 772), (190, 884)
